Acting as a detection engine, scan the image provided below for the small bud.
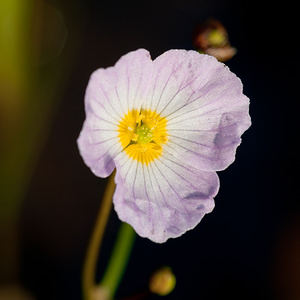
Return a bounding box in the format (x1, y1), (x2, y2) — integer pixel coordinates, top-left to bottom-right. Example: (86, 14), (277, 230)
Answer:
(193, 18), (236, 62)
(149, 267), (176, 296)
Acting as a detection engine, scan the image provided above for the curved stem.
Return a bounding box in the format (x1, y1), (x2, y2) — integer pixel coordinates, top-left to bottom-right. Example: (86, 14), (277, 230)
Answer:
(82, 172), (115, 300)
(99, 222), (136, 299)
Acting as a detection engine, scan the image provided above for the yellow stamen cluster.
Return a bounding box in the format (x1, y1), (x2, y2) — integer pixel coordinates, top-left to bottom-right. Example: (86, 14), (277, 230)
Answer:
(118, 109), (168, 164)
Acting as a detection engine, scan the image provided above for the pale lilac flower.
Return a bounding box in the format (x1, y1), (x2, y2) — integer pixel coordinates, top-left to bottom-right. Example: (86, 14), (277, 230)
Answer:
(77, 49), (251, 243)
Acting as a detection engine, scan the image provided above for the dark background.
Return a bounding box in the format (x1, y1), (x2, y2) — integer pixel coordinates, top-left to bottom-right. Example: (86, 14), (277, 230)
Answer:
(19, 0), (299, 299)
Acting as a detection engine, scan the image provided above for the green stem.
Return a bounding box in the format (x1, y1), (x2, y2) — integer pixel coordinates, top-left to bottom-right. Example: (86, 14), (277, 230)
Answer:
(100, 222), (136, 299)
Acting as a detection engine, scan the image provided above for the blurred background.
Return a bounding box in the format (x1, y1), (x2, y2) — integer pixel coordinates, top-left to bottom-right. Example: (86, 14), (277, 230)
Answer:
(1, 0), (299, 299)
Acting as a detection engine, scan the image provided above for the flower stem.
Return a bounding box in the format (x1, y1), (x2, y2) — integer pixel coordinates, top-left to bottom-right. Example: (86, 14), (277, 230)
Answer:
(82, 172), (115, 300)
(99, 222), (136, 299)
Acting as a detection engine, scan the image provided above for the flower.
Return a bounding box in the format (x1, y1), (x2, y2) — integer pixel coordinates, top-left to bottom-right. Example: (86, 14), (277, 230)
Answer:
(77, 49), (251, 243)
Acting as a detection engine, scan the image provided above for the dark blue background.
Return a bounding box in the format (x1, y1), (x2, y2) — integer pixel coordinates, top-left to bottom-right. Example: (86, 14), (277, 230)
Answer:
(21, 0), (300, 299)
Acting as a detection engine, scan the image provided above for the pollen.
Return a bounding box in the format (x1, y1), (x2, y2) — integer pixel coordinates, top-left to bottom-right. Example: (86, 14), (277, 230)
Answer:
(117, 109), (168, 164)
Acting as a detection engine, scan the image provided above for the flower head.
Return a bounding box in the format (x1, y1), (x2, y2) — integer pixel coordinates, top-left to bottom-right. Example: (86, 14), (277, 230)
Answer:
(77, 49), (251, 243)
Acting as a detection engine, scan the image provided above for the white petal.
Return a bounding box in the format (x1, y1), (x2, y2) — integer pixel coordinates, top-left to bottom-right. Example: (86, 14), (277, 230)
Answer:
(79, 49), (155, 178)
(77, 112), (121, 177)
(113, 152), (219, 243)
(145, 50), (222, 115)
(113, 49), (153, 111)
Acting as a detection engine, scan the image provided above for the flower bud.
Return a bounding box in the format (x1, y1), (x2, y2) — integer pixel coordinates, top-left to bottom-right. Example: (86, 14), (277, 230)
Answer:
(149, 267), (176, 296)
(193, 18), (236, 62)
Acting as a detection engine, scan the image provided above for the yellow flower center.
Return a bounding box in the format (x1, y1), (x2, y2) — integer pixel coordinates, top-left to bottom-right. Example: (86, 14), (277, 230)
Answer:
(118, 109), (168, 164)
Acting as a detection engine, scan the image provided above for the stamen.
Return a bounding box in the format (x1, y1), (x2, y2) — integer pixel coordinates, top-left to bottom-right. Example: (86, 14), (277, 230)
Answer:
(136, 113), (144, 125)
(131, 133), (138, 142)
(118, 109), (168, 164)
